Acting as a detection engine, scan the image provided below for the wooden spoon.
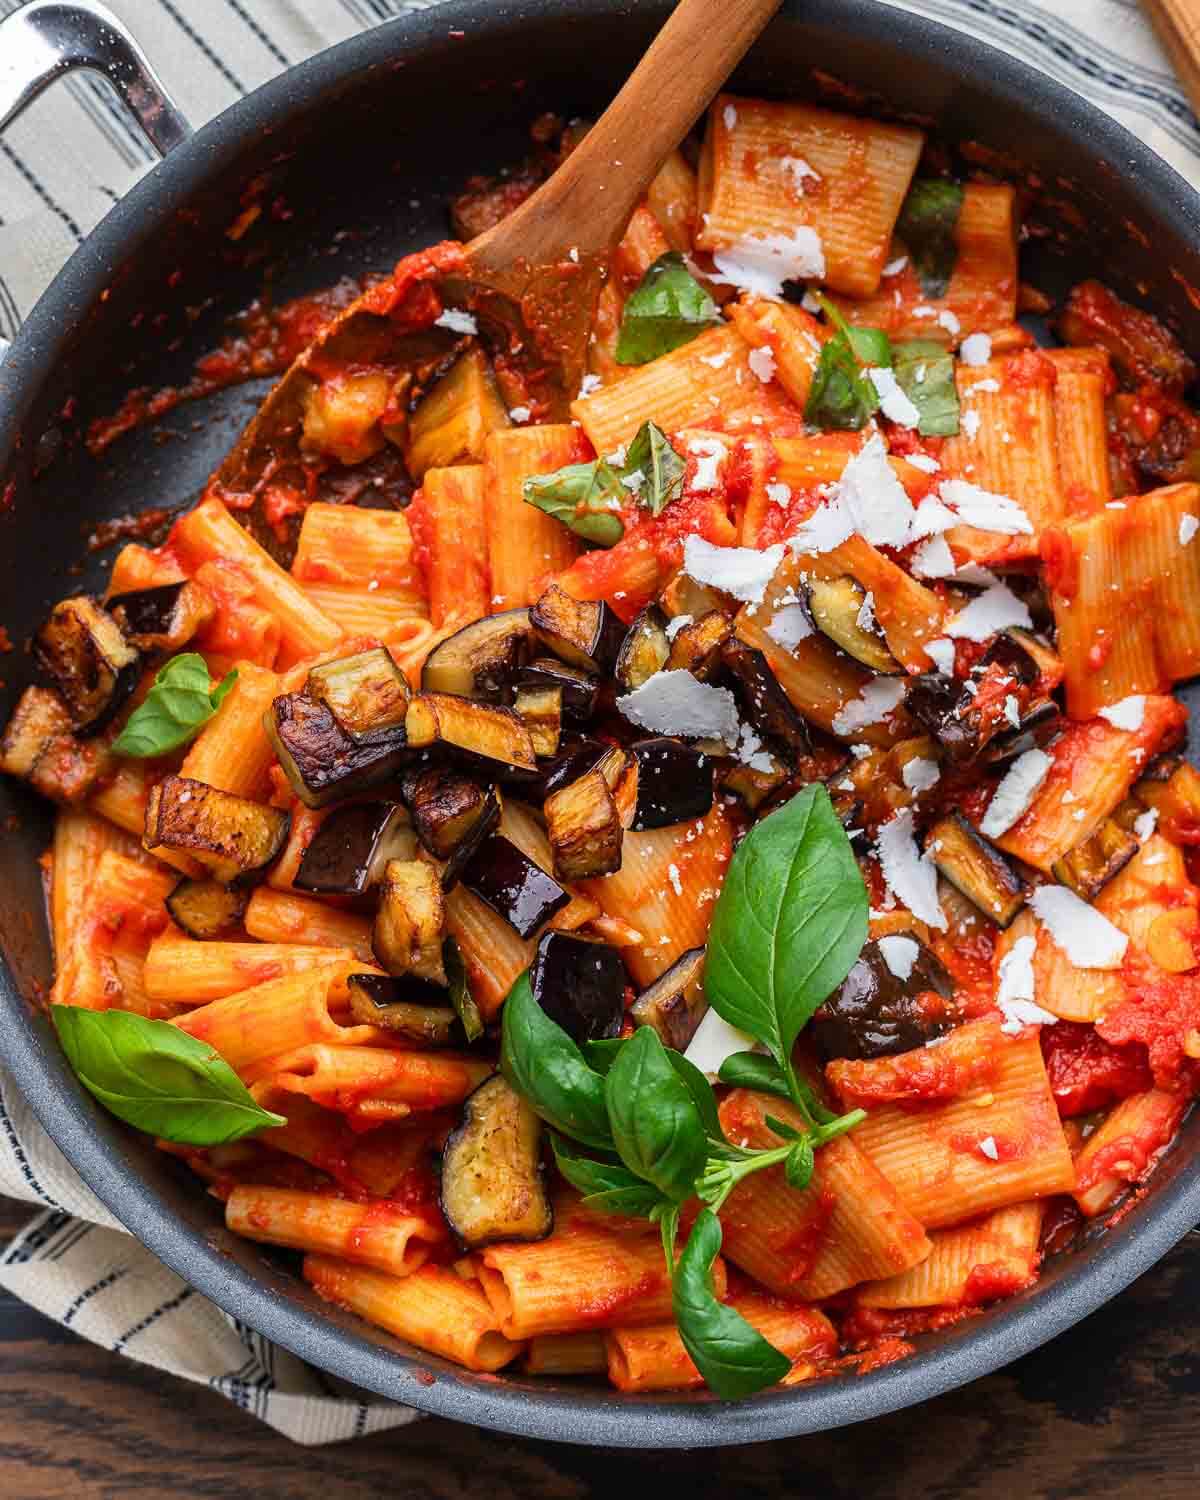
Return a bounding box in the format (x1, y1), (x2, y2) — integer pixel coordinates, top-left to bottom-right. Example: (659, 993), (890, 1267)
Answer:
(1140, 0), (1200, 117)
(212, 0), (781, 519)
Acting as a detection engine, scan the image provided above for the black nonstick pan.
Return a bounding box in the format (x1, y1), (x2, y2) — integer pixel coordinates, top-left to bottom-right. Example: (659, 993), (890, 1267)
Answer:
(1, 0), (1199, 1447)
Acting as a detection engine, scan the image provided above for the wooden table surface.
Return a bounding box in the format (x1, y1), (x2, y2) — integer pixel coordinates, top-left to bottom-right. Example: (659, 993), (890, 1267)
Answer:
(0, 1195), (1195, 1499)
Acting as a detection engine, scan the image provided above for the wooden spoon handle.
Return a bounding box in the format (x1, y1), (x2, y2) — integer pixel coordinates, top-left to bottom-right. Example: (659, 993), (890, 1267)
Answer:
(1142, 0), (1200, 116)
(470, 0), (781, 272)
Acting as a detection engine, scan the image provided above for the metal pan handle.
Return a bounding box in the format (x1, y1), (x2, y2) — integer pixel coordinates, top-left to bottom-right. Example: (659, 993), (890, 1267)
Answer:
(0, 0), (194, 359)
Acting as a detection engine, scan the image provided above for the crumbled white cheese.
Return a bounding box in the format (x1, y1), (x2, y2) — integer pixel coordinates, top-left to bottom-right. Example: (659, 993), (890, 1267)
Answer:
(959, 332), (993, 367)
(946, 582), (1033, 642)
(875, 809), (946, 929)
(856, 591), (877, 634)
(1003, 694), (1021, 729)
(913, 305), (936, 319)
(683, 535), (784, 606)
(1030, 885), (1128, 970)
(911, 535), (957, 579)
(699, 350), (732, 370)
(1180, 514), (1199, 546)
(910, 496), (958, 539)
(997, 934), (1036, 1005)
(961, 409), (981, 441)
(906, 452), (941, 475)
(1097, 695), (1145, 732)
(969, 378), (1001, 395)
(882, 254), (909, 277)
(780, 155), (820, 191)
(712, 229), (826, 299)
(867, 366), (921, 428)
(980, 748), (1053, 838)
(435, 307), (478, 335)
(938, 310), (961, 336)
(687, 437), (728, 493)
(832, 677), (907, 736)
(737, 722), (775, 773)
(577, 373), (603, 397)
(924, 637), (957, 675)
(664, 613), (693, 641)
(788, 499), (856, 556)
(723, 103), (738, 131)
(683, 1006), (757, 1081)
(938, 479), (1033, 536)
(617, 670), (739, 745)
(766, 603), (813, 650)
(508, 406), (531, 423)
(621, 468), (645, 493)
(902, 757), (941, 794)
(747, 345), (777, 384)
(878, 934), (920, 981)
(667, 862), (684, 897)
(833, 434), (918, 549)
(1134, 807), (1158, 842)
(765, 481), (792, 508)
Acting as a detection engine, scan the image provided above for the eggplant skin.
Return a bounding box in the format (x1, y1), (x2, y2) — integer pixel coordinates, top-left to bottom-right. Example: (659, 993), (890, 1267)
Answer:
(461, 833), (570, 939)
(107, 581), (214, 654)
(529, 930), (626, 1044)
(345, 973), (460, 1045)
(293, 801), (415, 896)
(0, 686), (72, 780)
(35, 595), (141, 734)
(630, 946), (707, 1049)
(630, 738), (713, 830)
(531, 584), (625, 674)
(518, 657), (600, 721)
(439, 1075), (552, 1250)
(265, 693), (409, 808)
(812, 939), (957, 1063)
(544, 768), (623, 881)
(306, 647), (410, 743)
(420, 608), (534, 701)
(615, 605), (671, 693)
(373, 859), (448, 984)
(145, 775), (291, 884)
(165, 878), (248, 940)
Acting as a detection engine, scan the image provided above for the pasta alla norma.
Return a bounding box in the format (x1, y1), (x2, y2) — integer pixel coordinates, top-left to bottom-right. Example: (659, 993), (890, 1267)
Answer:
(5, 96), (1200, 1399)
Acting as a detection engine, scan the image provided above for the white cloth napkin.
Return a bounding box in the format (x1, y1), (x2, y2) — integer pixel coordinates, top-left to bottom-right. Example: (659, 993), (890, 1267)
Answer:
(0, 0), (1195, 1446)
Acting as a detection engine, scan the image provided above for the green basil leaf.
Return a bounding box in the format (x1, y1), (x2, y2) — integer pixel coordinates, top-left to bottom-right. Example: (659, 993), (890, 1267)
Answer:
(785, 1136), (816, 1191)
(582, 1038), (622, 1075)
(443, 935), (483, 1044)
(893, 339), (960, 437)
(51, 1005), (285, 1145)
(111, 653), (238, 759)
(500, 971), (612, 1151)
(605, 1027), (707, 1203)
(846, 325), (893, 367)
(550, 1133), (664, 1217)
(672, 1209), (791, 1399)
(523, 461), (627, 547)
(623, 421), (686, 517)
(895, 179), (964, 298)
(717, 1052), (791, 1099)
(615, 252), (721, 365)
(665, 1047), (728, 1144)
(705, 784), (868, 1065)
(804, 298), (892, 433)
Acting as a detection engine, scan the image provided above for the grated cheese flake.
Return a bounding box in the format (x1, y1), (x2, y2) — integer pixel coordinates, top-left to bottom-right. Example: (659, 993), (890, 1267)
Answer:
(911, 535), (957, 580)
(882, 254), (909, 277)
(906, 452), (941, 475)
(946, 582), (1033, 642)
(980, 748), (1053, 837)
(1133, 807), (1158, 841)
(684, 1007), (758, 1081)
(832, 677), (907, 737)
(867, 367), (921, 428)
(959, 332), (993, 366)
(1097, 695), (1145, 732)
(978, 1136), (1000, 1161)
(435, 307), (478, 335)
(902, 757), (941, 794)
(1030, 885), (1128, 970)
(766, 603), (814, 650)
(832, 433), (917, 549)
(747, 345), (778, 384)
(664, 613), (693, 641)
(712, 229), (826, 299)
(924, 637), (957, 675)
(938, 479), (1034, 535)
(687, 436), (728, 492)
(765, 481), (792, 507)
(1180, 514), (1199, 546)
(876, 809), (946, 929)
(617, 670), (739, 745)
(683, 535), (784, 605)
(878, 934), (920, 981)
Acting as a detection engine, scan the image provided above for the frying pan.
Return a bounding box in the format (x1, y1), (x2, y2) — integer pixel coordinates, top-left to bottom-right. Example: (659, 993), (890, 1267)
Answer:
(0, 0), (1198, 1448)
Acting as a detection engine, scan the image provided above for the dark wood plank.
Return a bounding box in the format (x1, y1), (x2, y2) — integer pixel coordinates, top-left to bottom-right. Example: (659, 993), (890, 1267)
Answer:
(0, 1194), (1193, 1499)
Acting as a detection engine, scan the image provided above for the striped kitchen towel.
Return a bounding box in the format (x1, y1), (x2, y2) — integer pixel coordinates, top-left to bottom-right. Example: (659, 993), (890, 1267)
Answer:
(0, 0), (1195, 1445)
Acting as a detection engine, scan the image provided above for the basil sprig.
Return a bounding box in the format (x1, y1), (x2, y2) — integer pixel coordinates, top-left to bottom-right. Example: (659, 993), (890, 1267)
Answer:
(112, 652), (237, 759)
(499, 784), (868, 1400)
(893, 339), (960, 437)
(895, 179), (964, 298)
(804, 297), (892, 432)
(615, 252), (721, 365)
(52, 1006), (285, 1145)
(523, 421), (685, 546)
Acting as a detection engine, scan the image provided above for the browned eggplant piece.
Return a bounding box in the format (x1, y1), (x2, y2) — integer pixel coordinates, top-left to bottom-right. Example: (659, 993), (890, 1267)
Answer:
(615, 605), (671, 692)
(106, 581), (215, 655)
(514, 683), (562, 758)
(0, 686), (71, 779)
(665, 611), (733, 680)
(518, 657), (600, 721)
(402, 769), (501, 889)
(165, 878), (248, 940)
(910, 630), (1055, 766)
(812, 938), (958, 1063)
(444, 934), (485, 1043)
(306, 648), (410, 743)
(346, 972), (460, 1044)
(265, 693), (408, 808)
(522, 737), (611, 801)
(439, 1075), (552, 1250)
(544, 768), (623, 880)
(1052, 818), (1138, 901)
(630, 947), (707, 1049)
(1133, 755), (1200, 843)
(529, 929), (626, 1043)
(461, 833), (570, 939)
(530, 584), (625, 674)
(144, 774), (290, 884)
(35, 595), (140, 734)
(591, 744), (638, 829)
(718, 755), (791, 811)
(294, 801), (416, 896)
(404, 692), (537, 777)
(26, 732), (113, 806)
(978, 700), (1062, 770)
(720, 639), (812, 763)
(803, 577), (900, 675)
(420, 608), (534, 700)
(630, 738), (713, 830)
(658, 569), (729, 621)
(924, 813), (1026, 927)
(373, 859), (447, 984)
